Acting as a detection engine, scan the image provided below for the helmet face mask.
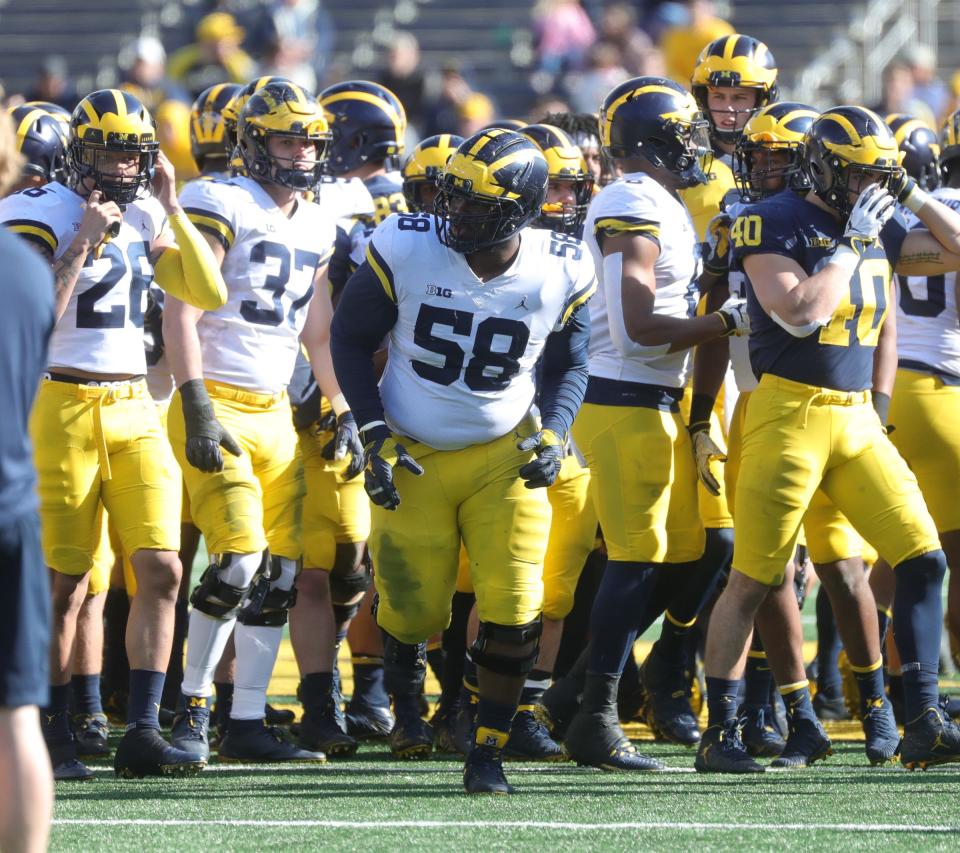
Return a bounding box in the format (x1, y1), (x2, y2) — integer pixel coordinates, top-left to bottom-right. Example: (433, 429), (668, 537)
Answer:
(401, 133), (463, 213)
(539, 174), (593, 234)
(733, 102), (818, 201)
(435, 182), (524, 254)
(638, 115), (712, 188)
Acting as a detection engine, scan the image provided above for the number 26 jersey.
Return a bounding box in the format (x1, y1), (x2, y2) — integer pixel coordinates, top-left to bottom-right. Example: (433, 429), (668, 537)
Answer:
(368, 213), (596, 450)
(181, 175), (335, 394)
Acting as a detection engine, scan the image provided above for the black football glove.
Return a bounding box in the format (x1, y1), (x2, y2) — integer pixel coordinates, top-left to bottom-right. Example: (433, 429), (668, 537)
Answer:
(517, 428), (564, 489)
(179, 379), (243, 473)
(887, 166), (928, 213)
(321, 411), (366, 479)
(361, 424), (423, 510)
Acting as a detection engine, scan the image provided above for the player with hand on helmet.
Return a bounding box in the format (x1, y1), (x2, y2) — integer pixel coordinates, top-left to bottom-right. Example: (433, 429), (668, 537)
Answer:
(331, 128), (597, 793)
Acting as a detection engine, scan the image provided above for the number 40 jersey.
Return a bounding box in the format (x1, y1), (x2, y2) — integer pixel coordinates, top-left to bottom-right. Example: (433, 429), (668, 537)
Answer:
(364, 212), (596, 450)
(0, 181), (165, 375)
(181, 175), (336, 394)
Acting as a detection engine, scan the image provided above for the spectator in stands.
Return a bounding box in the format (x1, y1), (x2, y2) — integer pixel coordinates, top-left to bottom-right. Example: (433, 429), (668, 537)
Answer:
(378, 33), (427, 135)
(422, 60), (473, 136)
(246, 0), (335, 93)
(529, 94), (572, 122)
(457, 92), (497, 137)
(564, 42), (629, 115)
(168, 12), (256, 98)
(870, 59), (936, 129)
(120, 36), (191, 115)
(599, 3), (663, 77)
(905, 44), (949, 121)
(660, 0), (734, 85)
(26, 56), (79, 112)
(532, 0), (597, 76)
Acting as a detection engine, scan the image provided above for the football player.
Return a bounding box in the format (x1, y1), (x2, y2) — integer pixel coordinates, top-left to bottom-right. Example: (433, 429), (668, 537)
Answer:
(6, 104), (67, 194)
(696, 106), (960, 773)
(331, 129), (596, 793)
(0, 88), (228, 780)
(165, 81), (343, 763)
(401, 133), (464, 214)
(550, 77), (746, 771)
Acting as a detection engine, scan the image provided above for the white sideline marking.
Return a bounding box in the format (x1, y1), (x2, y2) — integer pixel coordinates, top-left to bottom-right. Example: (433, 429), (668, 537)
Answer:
(52, 819), (960, 833)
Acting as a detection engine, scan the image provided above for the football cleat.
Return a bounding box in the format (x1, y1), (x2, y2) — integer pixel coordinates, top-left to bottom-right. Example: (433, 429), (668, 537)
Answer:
(640, 653), (701, 746)
(218, 723), (327, 763)
(770, 718), (832, 768)
(940, 693), (960, 720)
(540, 678), (580, 741)
(345, 698), (395, 740)
(901, 707), (960, 770)
(564, 710), (664, 771)
(430, 701), (460, 753)
(73, 713), (110, 758)
(265, 704), (296, 726)
(114, 727), (205, 779)
(738, 705), (785, 758)
(170, 696), (211, 762)
(503, 708), (565, 762)
(463, 745), (515, 795)
(298, 701), (358, 757)
(812, 690), (850, 721)
(695, 723), (765, 773)
(452, 694), (478, 756)
(389, 713), (434, 760)
(861, 696), (901, 765)
(49, 741), (94, 782)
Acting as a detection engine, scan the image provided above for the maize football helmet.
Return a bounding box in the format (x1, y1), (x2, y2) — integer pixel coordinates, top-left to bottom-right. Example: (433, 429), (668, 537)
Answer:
(191, 82), (242, 171)
(23, 101), (71, 131)
(885, 113), (941, 191)
(520, 123), (594, 234)
(221, 76), (294, 160)
(806, 106), (903, 217)
(434, 129), (548, 254)
(734, 101), (817, 201)
(691, 34), (779, 145)
(9, 104), (68, 184)
(600, 77), (711, 188)
(401, 133), (463, 212)
(319, 80), (406, 176)
(237, 81), (331, 192)
(67, 89), (159, 205)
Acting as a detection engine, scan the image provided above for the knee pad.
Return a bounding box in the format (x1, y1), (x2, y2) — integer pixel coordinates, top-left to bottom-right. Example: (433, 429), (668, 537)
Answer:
(238, 556), (300, 627)
(469, 618), (543, 677)
(332, 601), (360, 624)
(383, 632), (427, 696)
(189, 552), (265, 619)
(329, 552), (373, 605)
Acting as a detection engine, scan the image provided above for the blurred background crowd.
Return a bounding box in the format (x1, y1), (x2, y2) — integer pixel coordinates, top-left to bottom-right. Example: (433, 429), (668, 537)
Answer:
(0, 0), (958, 181)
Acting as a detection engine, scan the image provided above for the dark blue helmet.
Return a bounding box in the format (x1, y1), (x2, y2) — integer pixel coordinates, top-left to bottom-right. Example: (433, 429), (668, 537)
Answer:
(886, 113), (941, 191)
(434, 129), (548, 254)
(319, 80), (406, 176)
(9, 104), (68, 184)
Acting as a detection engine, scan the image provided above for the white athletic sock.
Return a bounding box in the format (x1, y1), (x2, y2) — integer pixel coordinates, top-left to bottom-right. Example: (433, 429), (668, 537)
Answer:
(231, 623), (283, 720)
(181, 610), (237, 698)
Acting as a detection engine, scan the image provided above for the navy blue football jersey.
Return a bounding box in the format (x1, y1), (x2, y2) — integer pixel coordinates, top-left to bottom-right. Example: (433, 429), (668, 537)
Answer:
(732, 191), (908, 392)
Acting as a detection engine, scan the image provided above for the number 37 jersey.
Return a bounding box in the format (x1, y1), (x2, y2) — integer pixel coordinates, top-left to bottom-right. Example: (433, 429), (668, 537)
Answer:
(181, 175), (335, 393)
(368, 213), (596, 450)
(0, 181), (165, 375)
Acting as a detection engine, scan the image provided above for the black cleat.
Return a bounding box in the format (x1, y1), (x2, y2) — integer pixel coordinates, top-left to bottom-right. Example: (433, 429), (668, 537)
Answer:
(640, 653), (701, 746)
(170, 696), (211, 762)
(861, 696), (901, 766)
(49, 741), (94, 782)
(345, 698), (395, 740)
(430, 702), (460, 753)
(738, 705), (785, 758)
(540, 679), (580, 741)
(265, 703), (295, 726)
(390, 713), (434, 760)
(73, 713), (110, 758)
(114, 727), (205, 778)
(218, 723), (326, 762)
(463, 745), (514, 794)
(452, 694), (478, 756)
(695, 723), (765, 773)
(939, 693), (960, 721)
(812, 691), (849, 721)
(564, 710), (663, 771)
(901, 707), (960, 770)
(504, 708), (565, 762)
(770, 717), (832, 768)
(299, 700), (358, 757)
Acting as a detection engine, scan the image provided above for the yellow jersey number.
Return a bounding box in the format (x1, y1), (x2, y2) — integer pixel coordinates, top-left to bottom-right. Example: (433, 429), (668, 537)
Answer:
(818, 258), (889, 347)
(372, 191), (407, 224)
(730, 214), (762, 248)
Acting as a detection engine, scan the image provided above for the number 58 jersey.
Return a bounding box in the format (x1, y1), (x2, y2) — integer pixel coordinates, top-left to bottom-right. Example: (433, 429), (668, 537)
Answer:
(368, 213), (596, 450)
(0, 181), (165, 375)
(181, 175), (336, 393)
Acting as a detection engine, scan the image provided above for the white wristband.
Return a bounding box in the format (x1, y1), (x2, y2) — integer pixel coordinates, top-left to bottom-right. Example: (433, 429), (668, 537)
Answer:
(902, 185), (929, 215)
(329, 392), (349, 416)
(829, 243), (861, 274)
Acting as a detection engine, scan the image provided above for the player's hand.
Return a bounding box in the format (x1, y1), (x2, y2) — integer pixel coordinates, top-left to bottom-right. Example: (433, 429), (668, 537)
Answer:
(179, 379), (243, 473)
(362, 425), (423, 510)
(151, 150), (180, 215)
(887, 167), (927, 213)
(842, 184), (897, 250)
(321, 411), (365, 479)
(76, 190), (123, 247)
(715, 295), (750, 336)
(517, 428), (564, 489)
(704, 212), (732, 276)
(688, 420), (726, 496)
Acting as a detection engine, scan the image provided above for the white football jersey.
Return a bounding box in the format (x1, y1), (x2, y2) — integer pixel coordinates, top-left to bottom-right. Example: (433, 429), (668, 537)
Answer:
(314, 174), (375, 221)
(897, 186), (960, 379)
(370, 213), (596, 450)
(584, 172), (701, 388)
(0, 181), (166, 375)
(180, 175), (336, 393)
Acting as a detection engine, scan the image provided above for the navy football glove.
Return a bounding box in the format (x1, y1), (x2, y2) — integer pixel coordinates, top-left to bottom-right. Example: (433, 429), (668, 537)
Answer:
(361, 424), (423, 510)
(321, 411), (366, 479)
(517, 428), (564, 489)
(179, 379), (242, 473)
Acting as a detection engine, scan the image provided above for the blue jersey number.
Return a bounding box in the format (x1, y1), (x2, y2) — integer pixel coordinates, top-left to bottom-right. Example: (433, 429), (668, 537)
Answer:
(898, 273), (946, 318)
(412, 304), (530, 391)
(76, 241), (153, 329)
(241, 240), (321, 327)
